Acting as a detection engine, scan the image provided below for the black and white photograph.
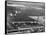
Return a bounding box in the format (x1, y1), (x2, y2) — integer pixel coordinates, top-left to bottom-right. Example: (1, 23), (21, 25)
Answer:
(5, 0), (45, 35)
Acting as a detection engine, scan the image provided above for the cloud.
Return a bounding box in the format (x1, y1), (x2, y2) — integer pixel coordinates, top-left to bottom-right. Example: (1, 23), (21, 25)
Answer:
(7, 4), (26, 7)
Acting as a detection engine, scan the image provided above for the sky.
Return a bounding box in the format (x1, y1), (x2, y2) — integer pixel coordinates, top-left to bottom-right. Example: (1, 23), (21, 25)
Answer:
(6, 0), (45, 2)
